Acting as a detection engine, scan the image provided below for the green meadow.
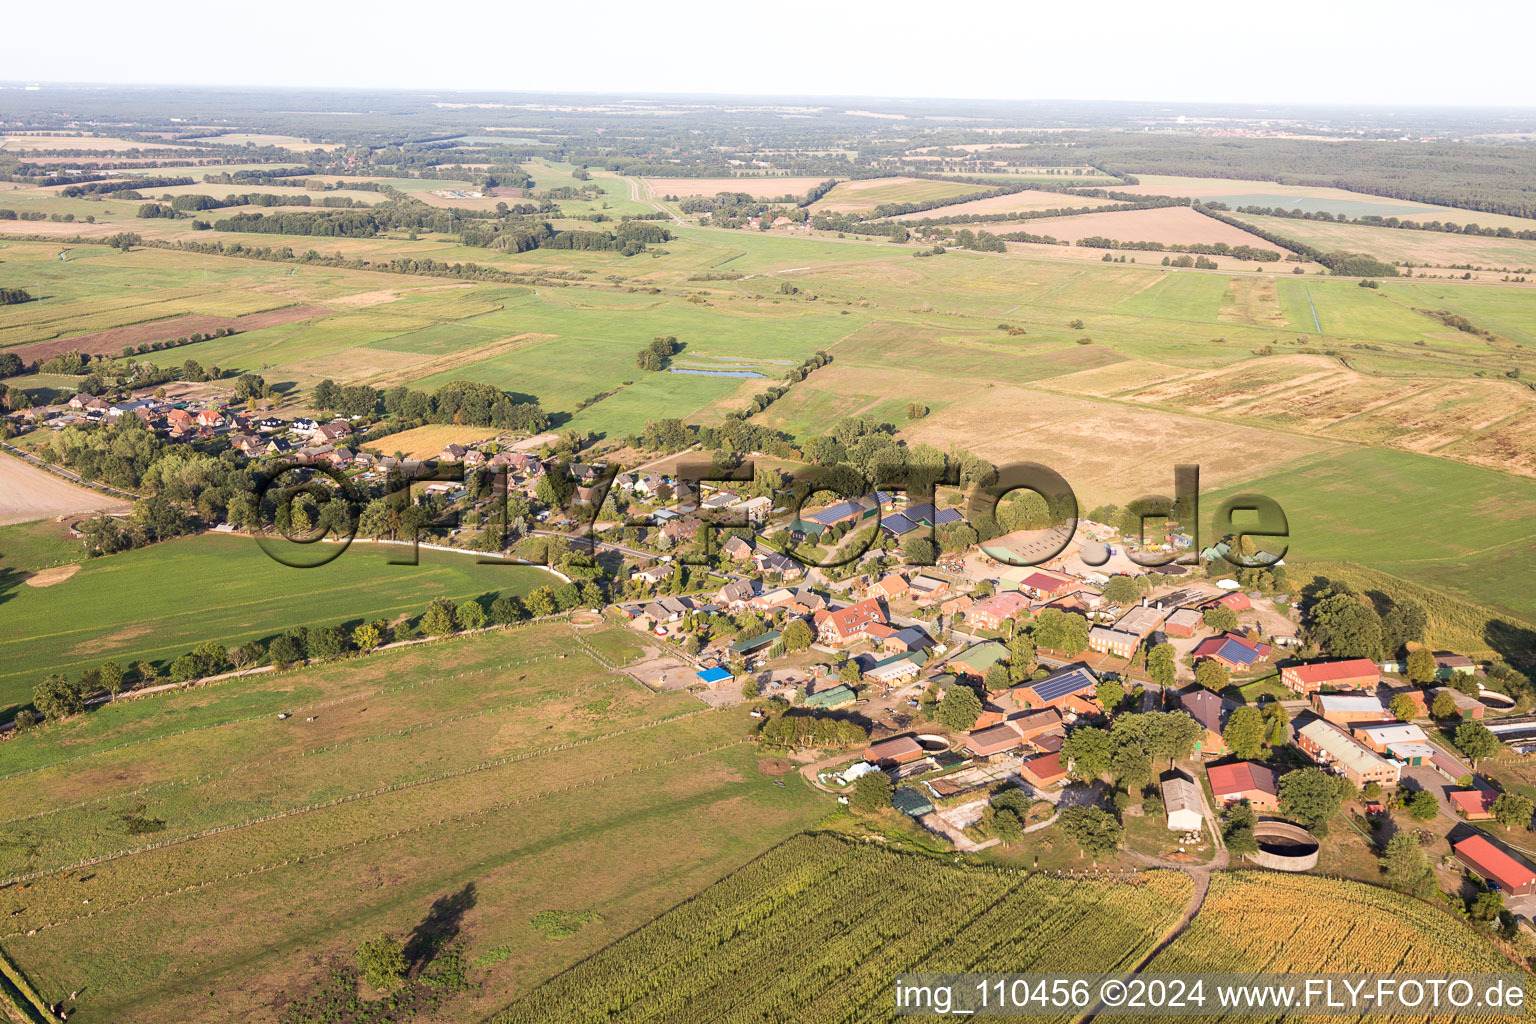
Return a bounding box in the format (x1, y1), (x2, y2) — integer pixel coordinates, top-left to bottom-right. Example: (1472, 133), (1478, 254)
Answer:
(0, 622), (825, 1024)
(1208, 446), (1536, 630)
(0, 533), (558, 716)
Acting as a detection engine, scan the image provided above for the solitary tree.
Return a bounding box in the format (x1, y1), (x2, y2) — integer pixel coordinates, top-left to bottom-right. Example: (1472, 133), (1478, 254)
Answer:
(1223, 706), (1267, 760)
(932, 685), (982, 731)
(356, 934), (407, 991)
(1431, 690), (1460, 721)
(1146, 643), (1176, 690)
(33, 674), (84, 720)
(422, 598), (458, 637)
(1406, 648), (1437, 685)
(1455, 721), (1500, 767)
(848, 771), (893, 815)
(1390, 692), (1420, 722)
(1195, 659), (1230, 692)
(1404, 788), (1439, 822)
(1492, 792), (1534, 831)
(1279, 767), (1350, 835)
(1381, 832), (1435, 898)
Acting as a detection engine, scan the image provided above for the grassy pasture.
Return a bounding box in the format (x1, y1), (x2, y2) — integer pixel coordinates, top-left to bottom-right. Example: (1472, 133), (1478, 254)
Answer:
(0, 533), (561, 716)
(1208, 446), (1536, 625)
(0, 623), (825, 1023)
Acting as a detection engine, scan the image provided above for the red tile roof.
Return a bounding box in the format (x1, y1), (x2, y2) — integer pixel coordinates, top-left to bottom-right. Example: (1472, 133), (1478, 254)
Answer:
(1284, 658), (1379, 685)
(1450, 789), (1498, 817)
(1206, 761), (1280, 799)
(1454, 834), (1536, 891)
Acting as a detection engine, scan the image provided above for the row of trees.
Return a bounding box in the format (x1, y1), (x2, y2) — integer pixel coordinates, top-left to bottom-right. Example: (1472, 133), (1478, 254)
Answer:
(19, 583), (601, 727)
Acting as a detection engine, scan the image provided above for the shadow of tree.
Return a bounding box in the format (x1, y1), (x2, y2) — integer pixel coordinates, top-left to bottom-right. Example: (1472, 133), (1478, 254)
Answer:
(404, 882), (477, 972)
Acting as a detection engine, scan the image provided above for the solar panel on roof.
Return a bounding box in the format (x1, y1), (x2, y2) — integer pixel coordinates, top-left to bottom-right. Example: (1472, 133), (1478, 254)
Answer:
(1031, 668), (1095, 703)
(933, 508), (964, 525)
(808, 500), (860, 525)
(880, 513), (918, 534)
(1217, 639), (1260, 666)
(904, 501), (936, 523)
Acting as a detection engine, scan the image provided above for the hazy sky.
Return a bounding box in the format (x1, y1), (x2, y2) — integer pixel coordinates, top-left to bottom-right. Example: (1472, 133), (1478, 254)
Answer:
(7, 0), (1535, 107)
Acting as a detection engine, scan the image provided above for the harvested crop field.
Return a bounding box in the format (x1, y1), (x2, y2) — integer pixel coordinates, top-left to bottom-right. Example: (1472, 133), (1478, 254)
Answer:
(999, 205), (1289, 253)
(1235, 213), (1536, 269)
(8, 304), (333, 363)
(890, 189), (1124, 221)
(642, 176), (838, 199)
(809, 176), (979, 213)
(0, 452), (129, 526)
(898, 384), (1336, 504)
(369, 423), (504, 458)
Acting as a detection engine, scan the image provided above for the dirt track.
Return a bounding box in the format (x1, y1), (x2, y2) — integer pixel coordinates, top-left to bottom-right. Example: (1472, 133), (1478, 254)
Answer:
(0, 451), (130, 525)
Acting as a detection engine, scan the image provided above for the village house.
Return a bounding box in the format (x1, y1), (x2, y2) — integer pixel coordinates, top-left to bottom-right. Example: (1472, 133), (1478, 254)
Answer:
(866, 574), (910, 603)
(1088, 627), (1140, 659)
(750, 587), (825, 616)
(967, 591), (1032, 632)
(631, 563), (670, 587)
(730, 496), (774, 524)
(1280, 658), (1380, 695)
(814, 597), (887, 646)
(661, 516), (703, 544)
(1013, 665), (1099, 715)
(641, 595), (693, 625)
(1192, 633), (1271, 673)
(1205, 761), (1281, 810)
(1295, 718), (1401, 787)
(313, 418), (352, 443)
(439, 443), (467, 462)
(715, 579), (756, 611)
(1181, 689), (1231, 756)
(907, 575), (949, 603)
(195, 409), (224, 429)
(722, 535), (755, 561)
(752, 549), (803, 579)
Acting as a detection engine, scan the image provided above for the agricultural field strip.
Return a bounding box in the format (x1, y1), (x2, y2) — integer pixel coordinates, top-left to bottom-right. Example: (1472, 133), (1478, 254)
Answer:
(0, 566), (563, 691)
(0, 735), (751, 942)
(0, 702), (728, 886)
(0, 641), (581, 783)
(0, 669), (631, 828)
(490, 834), (1192, 1024)
(1018, 372), (1536, 485)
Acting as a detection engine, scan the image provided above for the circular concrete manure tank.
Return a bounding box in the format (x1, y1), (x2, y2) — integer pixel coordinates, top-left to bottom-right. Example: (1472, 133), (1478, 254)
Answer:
(915, 734), (950, 752)
(1248, 820), (1320, 871)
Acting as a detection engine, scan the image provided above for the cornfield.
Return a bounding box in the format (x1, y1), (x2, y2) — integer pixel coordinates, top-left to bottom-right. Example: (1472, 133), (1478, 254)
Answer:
(1138, 871), (1527, 1023)
(490, 833), (1192, 1024)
